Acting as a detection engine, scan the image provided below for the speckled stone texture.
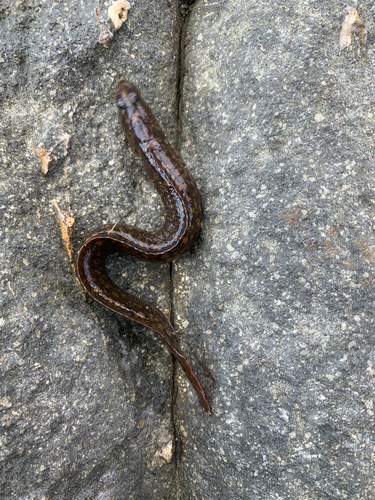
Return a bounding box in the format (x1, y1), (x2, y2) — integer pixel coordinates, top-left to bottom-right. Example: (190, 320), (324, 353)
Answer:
(0, 0), (180, 498)
(174, 0), (375, 499)
(2, 0), (375, 498)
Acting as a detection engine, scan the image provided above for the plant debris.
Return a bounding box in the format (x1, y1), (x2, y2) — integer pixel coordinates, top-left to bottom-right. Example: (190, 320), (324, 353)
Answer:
(52, 200), (84, 296)
(99, 25), (114, 47)
(339, 8), (367, 51)
(52, 200), (75, 264)
(108, 0), (130, 30)
(33, 143), (56, 175)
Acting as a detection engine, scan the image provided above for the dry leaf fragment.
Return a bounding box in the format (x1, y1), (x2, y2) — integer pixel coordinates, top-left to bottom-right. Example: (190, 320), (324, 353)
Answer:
(52, 200), (75, 264)
(108, 0), (130, 30)
(33, 143), (56, 175)
(95, 5), (100, 23)
(158, 441), (173, 462)
(339, 8), (367, 51)
(52, 200), (85, 296)
(152, 441), (173, 466)
(99, 25), (114, 47)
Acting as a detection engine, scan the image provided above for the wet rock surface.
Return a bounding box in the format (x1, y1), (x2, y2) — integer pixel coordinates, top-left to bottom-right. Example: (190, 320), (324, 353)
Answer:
(1, 0), (375, 498)
(1, 0), (179, 498)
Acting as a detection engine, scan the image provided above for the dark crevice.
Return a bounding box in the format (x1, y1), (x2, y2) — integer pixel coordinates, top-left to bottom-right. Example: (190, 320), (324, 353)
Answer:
(175, 1), (196, 150)
(170, 0), (197, 491)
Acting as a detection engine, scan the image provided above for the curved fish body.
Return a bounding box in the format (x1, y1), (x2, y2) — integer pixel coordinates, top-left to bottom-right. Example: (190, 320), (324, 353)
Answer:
(75, 81), (210, 413)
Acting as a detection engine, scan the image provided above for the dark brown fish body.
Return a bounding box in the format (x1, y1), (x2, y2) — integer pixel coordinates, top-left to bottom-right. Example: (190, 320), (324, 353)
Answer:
(75, 81), (210, 413)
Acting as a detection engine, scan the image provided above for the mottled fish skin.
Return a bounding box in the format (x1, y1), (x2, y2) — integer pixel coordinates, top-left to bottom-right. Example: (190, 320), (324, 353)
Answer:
(75, 81), (210, 413)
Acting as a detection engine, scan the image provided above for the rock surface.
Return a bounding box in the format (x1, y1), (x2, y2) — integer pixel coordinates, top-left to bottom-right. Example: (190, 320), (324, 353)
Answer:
(174, 1), (375, 499)
(1, 0), (375, 498)
(1, 0), (180, 498)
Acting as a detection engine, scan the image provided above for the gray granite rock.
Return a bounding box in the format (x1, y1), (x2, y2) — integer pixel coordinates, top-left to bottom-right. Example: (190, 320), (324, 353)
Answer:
(174, 0), (375, 498)
(0, 0), (180, 498)
(2, 0), (375, 498)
